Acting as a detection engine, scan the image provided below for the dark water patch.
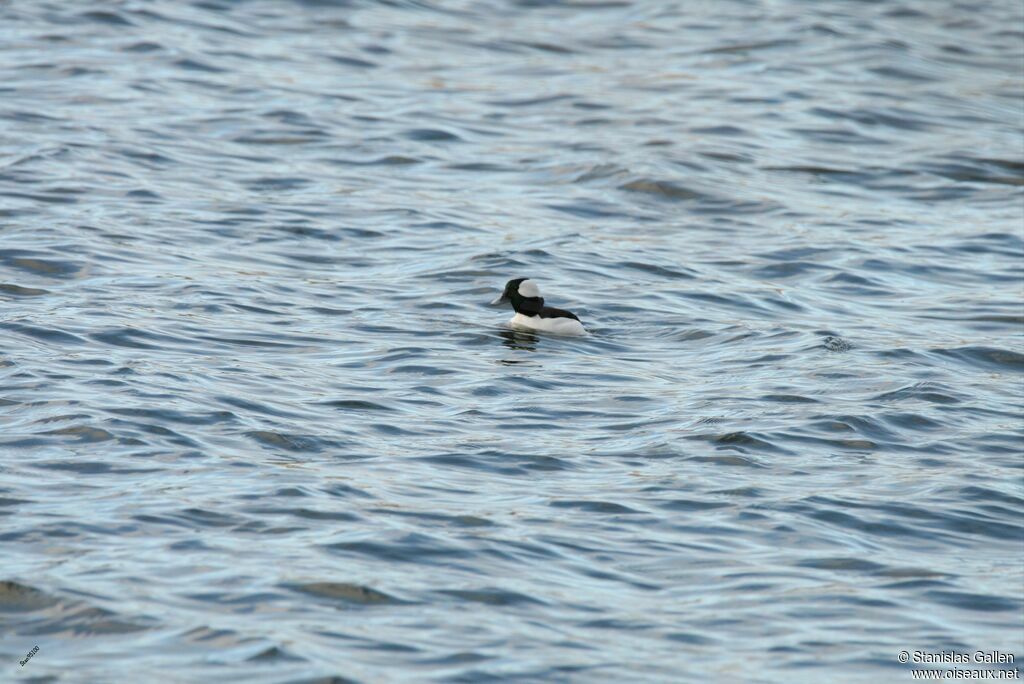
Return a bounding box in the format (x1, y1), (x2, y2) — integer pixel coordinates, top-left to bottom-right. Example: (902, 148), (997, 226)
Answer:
(822, 335), (852, 352)
(0, 283), (50, 296)
(29, 607), (151, 637)
(0, 581), (60, 612)
(231, 302), (285, 315)
(404, 128), (461, 142)
(323, 535), (474, 564)
(924, 159), (1024, 186)
(711, 487), (764, 499)
(284, 582), (401, 605)
(968, 432), (1024, 458)
(805, 413), (899, 442)
(105, 407), (237, 426)
(388, 364), (455, 376)
(880, 412), (942, 431)
(245, 431), (347, 454)
(0, 583), (151, 636)
(318, 399), (396, 412)
(807, 509), (924, 539)
(176, 507), (244, 529)
(658, 498), (731, 512)
(690, 125), (747, 137)
(753, 261), (827, 279)
(446, 161), (515, 172)
(687, 454), (768, 468)
(38, 425), (117, 443)
(874, 382), (962, 405)
(195, 334), (306, 348)
(321, 482), (375, 500)
(0, 110), (63, 123)
(616, 261), (697, 280)
(822, 272), (890, 296)
(174, 58), (225, 73)
(373, 508), (495, 528)
(810, 106), (933, 132)
(686, 430), (790, 455)
(676, 290), (767, 315)
(107, 419), (200, 448)
(488, 94), (575, 107)
(0, 252), (84, 278)
(663, 327), (716, 342)
(90, 327), (192, 350)
(618, 179), (702, 201)
(123, 41), (164, 53)
(330, 55), (377, 69)
(703, 39), (799, 55)
(133, 514), (197, 530)
(370, 422), (419, 436)
(79, 10), (135, 26)
(777, 430), (879, 452)
(796, 557), (887, 573)
(246, 646), (306, 663)
(33, 460), (160, 474)
(869, 65), (936, 82)
(924, 590), (1020, 613)
(218, 396), (307, 419)
(186, 590), (288, 607)
(790, 127), (886, 146)
(417, 651), (492, 666)
(510, 40), (577, 55)
(331, 155), (421, 166)
(438, 589), (544, 606)
(1, 322), (88, 346)
(549, 500), (642, 514)
(946, 313), (1024, 329)
(178, 624), (248, 647)
(281, 675), (361, 684)
(245, 176), (312, 191)
(665, 632), (716, 645)
(547, 201), (645, 220)
(125, 189), (161, 200)
(932, 346), (1024, 373)
(581, 618), (656, 631)
(233, 135), (329, 147)
(262, 109), (319, 126)
(791, 496), (1024, 543)
(570, 162), (629, 183)
(824, 272), (881, 287)
(956, 486), (1024, 509)
(418, 451), (573, 475)
(758, 246), (834, 261)
(874, 567), (949, 580)
(761, 394), (818, 403)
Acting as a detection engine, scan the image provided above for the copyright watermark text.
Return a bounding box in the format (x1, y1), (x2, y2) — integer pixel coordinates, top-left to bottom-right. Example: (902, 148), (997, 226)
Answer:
(899, 651), (1018, 680)
(19, 645), (39, 667)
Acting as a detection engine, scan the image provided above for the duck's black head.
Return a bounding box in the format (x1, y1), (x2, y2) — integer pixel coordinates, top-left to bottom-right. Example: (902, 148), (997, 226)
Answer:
(490, 278), (544, 315)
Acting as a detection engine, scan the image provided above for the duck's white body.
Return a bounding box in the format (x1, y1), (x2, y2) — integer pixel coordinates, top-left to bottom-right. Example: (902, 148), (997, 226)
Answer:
(509, 312), (587, 336)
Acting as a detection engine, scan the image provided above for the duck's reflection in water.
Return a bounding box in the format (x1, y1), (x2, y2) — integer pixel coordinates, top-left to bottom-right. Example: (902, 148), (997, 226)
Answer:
(498, 328), (538, 356)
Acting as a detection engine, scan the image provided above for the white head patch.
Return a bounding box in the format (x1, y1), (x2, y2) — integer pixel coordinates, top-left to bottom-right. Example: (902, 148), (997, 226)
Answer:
(518, 279), (541, 298)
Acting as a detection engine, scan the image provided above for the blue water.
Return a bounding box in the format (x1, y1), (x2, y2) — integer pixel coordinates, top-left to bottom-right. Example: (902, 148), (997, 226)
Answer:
(1, 1), (1022, 682)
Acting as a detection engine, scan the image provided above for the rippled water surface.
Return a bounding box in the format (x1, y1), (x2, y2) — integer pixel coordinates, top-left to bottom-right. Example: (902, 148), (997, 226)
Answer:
(2, 1), (1023, 681)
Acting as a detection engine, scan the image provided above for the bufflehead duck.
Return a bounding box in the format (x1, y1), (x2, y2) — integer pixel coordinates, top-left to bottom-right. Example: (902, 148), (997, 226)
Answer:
(490, 278), (587, 336)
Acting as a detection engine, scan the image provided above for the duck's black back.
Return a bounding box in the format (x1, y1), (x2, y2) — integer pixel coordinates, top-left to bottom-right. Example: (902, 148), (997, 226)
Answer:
(538, 305), (580, 321)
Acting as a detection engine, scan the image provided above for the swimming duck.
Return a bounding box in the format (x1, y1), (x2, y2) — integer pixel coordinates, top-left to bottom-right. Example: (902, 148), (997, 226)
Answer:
(490, 278), (586, 336)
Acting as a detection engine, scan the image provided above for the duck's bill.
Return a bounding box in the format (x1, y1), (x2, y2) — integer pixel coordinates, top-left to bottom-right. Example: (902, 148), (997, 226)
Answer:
(490, 293), (508, 305)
